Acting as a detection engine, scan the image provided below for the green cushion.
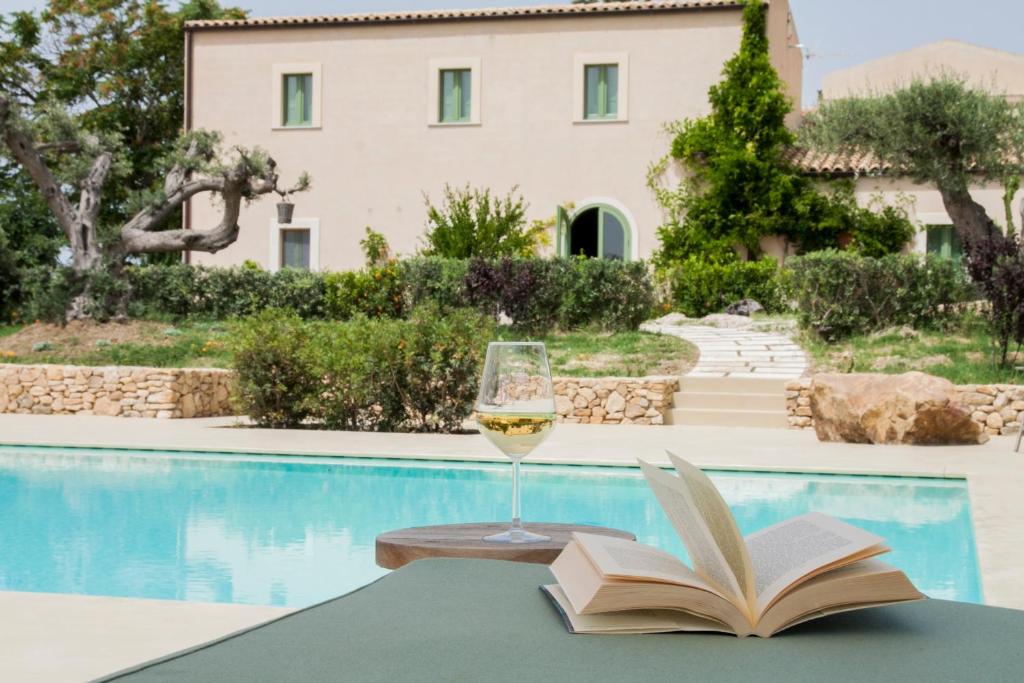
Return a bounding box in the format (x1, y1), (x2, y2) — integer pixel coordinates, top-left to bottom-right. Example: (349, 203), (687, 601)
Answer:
(100, 559), (1024, 682)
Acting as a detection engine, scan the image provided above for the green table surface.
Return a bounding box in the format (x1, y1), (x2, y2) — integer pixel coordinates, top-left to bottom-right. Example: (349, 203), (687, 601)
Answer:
(98, 559), (1024, 683)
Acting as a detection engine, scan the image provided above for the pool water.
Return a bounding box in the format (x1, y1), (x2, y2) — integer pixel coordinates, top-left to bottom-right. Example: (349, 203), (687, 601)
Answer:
(0, 446), (981, 607)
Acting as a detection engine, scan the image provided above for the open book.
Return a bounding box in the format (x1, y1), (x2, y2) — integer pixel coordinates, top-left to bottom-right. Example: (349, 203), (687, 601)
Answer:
(543, 453), (925, 638)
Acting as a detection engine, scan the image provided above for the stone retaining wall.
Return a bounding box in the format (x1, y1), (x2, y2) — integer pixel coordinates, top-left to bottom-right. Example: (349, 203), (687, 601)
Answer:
(553, 376), (677, 425)
(0, 364), (234, 419)
(785, 377), (1024, 437)
(0, 363), (677, 425)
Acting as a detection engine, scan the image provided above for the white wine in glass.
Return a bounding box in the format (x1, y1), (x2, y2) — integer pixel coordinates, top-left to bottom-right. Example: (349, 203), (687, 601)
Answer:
(476, 342), (556, 544)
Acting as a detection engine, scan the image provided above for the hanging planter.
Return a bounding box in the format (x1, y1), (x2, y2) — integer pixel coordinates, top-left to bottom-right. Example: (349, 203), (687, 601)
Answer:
(276, 201), (295, 224)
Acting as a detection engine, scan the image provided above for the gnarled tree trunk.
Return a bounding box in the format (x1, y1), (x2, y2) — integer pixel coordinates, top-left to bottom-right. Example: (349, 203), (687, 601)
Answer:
(1, 93), (300, 321)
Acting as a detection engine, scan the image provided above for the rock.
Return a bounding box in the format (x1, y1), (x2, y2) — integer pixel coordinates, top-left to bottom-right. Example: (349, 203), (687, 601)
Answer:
(651, 312), (689, 326)
(624, 401), (647, 419)
(986, 412), (1004, 429)
(725, 299), (764, 317)
(809, 372), (987, 445)
(699, 313), (753, 329)
(606, 391), (626, 414)
(554, 395), (573, 416)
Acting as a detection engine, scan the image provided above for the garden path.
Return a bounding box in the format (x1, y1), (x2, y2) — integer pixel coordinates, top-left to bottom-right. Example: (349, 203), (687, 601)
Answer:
(641, 319), (808, 379)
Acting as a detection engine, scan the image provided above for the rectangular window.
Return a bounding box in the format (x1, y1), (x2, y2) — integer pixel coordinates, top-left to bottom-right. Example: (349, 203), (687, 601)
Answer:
(926, 225), (962, 262)
(584, 64), (618, 120)
(281, 229), (311, 269)
(439, 68), (472, 123)
(282, 73), (313, 127)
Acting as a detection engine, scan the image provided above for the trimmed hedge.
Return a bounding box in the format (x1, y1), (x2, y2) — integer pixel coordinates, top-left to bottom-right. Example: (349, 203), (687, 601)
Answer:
(230, 306), (492, 432)
(666, 257), (789, 318)
(19, 258), (655, 332)
(788, 250), (971, 339)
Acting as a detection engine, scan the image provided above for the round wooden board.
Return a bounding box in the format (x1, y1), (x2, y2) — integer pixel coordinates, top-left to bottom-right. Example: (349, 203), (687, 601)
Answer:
(375, 523), (635, 569)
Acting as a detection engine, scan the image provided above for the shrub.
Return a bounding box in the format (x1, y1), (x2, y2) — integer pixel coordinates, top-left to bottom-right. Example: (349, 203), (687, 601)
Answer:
(229, 309), (319, 428)
(21, 258), (656, 332)
(465, 257), (566, 333)
(323, 261), (404, 319)
(401, 257), (469, 311)
(962, 232), (1024, 366)
(561, 259), (656, 331)
(667, 258), (787, 318)
(422, 184), (545, 258)
(789, 250), (970, 340)
(233, 306), (492, 432)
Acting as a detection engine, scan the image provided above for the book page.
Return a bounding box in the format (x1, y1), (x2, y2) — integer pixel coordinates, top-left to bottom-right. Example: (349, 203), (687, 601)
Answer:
(572, 532), (710, 588)
(666, 453), (756, 605)
(541, 584), (734, 635)
(639, 459), (750, 615)
(747, 512), (886, 615)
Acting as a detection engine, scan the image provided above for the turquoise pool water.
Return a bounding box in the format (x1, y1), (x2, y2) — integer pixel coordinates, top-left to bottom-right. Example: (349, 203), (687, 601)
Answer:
(0, 446), (981, 607)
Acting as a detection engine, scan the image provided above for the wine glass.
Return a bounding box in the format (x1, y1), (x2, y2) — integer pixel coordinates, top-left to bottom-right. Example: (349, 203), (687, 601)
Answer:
(476, 342), (556, 544)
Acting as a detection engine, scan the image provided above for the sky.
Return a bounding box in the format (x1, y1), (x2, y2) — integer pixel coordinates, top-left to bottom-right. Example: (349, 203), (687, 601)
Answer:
(6, 0), (1024, 105)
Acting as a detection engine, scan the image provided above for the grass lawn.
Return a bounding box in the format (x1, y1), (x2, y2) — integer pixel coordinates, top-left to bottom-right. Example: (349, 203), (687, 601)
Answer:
(499, 330), (698, 377)
(800, 317), (1024, 385)
(0, 320), (697, 378)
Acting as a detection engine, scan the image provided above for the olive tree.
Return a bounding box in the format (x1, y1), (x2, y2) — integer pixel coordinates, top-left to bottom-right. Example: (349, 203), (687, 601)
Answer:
(801, 77), (1024, 242)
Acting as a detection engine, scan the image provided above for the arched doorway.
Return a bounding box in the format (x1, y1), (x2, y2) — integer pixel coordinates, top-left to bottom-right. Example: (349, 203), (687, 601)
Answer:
(558, 204), (632, 260)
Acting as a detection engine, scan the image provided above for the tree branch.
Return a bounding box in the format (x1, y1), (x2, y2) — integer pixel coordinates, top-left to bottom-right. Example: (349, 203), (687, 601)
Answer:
(0, 93), (77, 241)
(119, 155), (280, 254)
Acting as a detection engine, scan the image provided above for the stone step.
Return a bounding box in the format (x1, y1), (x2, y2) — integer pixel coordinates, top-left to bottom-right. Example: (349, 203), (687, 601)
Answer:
(677, 376), (791, 394)
(665, 407), (789, 429)
(673, 391), (784, 411)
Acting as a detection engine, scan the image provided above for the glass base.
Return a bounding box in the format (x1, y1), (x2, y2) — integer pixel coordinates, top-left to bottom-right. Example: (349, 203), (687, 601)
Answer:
(482, 528), (551, 544)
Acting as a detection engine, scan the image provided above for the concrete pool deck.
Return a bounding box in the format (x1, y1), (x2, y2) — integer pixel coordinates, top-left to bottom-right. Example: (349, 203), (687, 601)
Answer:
(1, 413), (1022, 681)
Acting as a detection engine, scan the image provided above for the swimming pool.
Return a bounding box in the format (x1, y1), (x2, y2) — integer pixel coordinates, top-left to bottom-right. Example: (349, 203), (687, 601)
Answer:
(0, 446), (981, 607)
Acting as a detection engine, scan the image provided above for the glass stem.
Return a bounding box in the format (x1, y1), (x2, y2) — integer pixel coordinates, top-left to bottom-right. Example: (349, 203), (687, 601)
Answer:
(510, 458), (523, 537)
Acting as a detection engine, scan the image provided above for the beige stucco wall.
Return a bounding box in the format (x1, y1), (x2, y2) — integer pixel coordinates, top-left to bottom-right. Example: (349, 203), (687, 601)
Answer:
(822, 40), (1024, 102)
(187, 4), (802, 270)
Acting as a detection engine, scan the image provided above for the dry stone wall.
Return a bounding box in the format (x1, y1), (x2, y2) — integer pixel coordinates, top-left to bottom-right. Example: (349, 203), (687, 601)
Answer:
(553, 376), (677, 425)
(786, 376), (1024, 437)
(0, 364), (234, 419)
(0, 363), (676, 425)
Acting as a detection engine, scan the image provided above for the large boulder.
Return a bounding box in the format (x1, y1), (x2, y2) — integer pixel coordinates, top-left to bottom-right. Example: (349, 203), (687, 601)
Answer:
(810, 372), (987, 445)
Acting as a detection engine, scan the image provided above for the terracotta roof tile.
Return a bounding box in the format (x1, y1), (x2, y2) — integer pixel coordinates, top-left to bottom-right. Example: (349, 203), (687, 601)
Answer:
(184, 1), (746, 30)
(786, 147), (892, 176)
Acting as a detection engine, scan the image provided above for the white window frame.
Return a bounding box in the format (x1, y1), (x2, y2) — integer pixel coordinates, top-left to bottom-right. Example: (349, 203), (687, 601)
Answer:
(269, 218), (320, 271)
(272, 63), (322, 130)
(427, 57), (482, 126)
(573, 52), (629, 124)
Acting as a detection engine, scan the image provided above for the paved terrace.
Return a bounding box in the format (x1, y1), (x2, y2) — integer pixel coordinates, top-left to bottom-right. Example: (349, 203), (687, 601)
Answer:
(0, 414), (1021, 681)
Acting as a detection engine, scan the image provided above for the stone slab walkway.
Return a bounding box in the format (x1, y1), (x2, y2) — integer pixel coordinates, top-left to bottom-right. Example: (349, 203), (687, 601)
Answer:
(641, 320), (808, 379)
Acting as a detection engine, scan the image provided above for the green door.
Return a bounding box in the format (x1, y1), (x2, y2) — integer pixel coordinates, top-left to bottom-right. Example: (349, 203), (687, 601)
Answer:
(560, 204), (631, 260)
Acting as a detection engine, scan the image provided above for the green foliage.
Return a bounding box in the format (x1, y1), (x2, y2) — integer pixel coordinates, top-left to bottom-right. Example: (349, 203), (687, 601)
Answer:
(801, 76), (1024, 201)
(789, 250), (971, 340)
(666, 258), (789, 318)
(652, 0), (828, 262)
(422, 184), (544, 258)
(401, 257), (470, 310)
(560, 259), (656, 331)
(323, 262), (404, 320)
(0, 0), (247, 231)
(0, 169), (63, 321)
(229, 309), (318, 429)
(360, 227), (390, 266)
(232, 306), (492, 432)
(19, 259), (656, 332)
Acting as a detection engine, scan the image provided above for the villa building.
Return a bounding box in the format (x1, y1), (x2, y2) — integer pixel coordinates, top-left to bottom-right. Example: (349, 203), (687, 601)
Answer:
(183, 3), (1022, 270)
(182, 0), (802, 270)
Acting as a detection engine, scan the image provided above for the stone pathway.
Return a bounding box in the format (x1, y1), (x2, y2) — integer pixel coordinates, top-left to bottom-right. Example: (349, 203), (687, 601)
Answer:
(640, 319), (808, 379)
